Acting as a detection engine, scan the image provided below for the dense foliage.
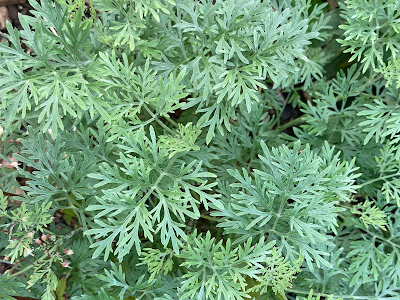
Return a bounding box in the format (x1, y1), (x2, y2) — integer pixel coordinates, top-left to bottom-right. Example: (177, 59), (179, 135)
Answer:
(0, 0), (400, 299)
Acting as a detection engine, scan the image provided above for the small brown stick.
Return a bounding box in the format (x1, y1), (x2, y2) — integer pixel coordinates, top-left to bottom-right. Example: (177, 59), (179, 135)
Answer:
(42, 17), (59, 36)
(302, 90), (312, 104)
(327, 0), (337, 10)
(275, 88), (286, 104)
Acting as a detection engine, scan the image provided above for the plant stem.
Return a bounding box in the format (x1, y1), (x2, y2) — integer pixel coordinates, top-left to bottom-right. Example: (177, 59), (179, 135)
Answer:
(8, 249), (52, 279)
(360, 92), (388, 102)
(143, 104), (176, 135)
(8, 260), (39, 278)
(359, 173), (399, 187)
(164, 115), (179, 128)
(200, 214), (219, 222)
(266, 199), (286, 243)
(366, 230), (400, 251)
(277, 116), (304, 131)
(275, 88), (287, 128)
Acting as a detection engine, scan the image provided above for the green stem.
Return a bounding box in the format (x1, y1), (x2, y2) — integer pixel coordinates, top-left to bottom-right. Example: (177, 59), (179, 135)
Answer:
(277, 116), (304, 131)
(266, 199), (286, 243)
(8, 263), (37, 278)
(143, 104), (176, 135)
(138, 155), (177, 208)
(366, 230), (400, 252)
(359, 173), (399, 187)
(246, 128), (258, 172)
(360, 92), (395, 104)
(275, 88), (287, 128)
(200, 214), (219, 222)
(164, 115), (179, 128)
(8, 249), (50, 278)
(0, 259), (12, 265)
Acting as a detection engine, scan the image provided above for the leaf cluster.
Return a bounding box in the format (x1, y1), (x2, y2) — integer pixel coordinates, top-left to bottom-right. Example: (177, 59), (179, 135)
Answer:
(1, 0), (400, 299)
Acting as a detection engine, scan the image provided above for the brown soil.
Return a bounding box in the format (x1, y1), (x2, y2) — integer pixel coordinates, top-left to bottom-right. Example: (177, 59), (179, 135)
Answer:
(0, 0), (33, 42)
